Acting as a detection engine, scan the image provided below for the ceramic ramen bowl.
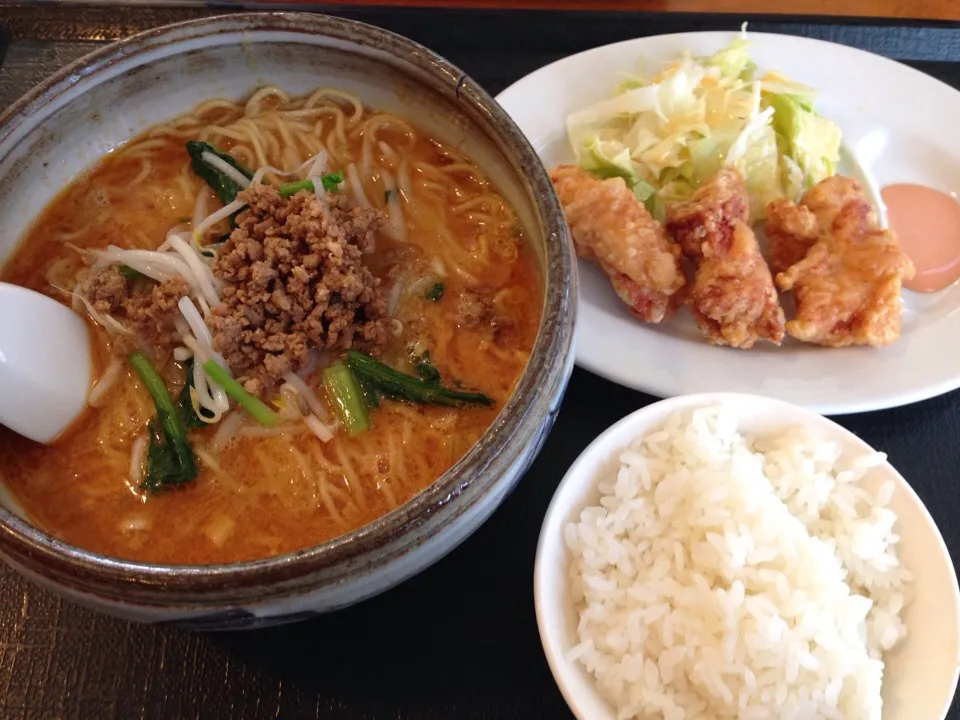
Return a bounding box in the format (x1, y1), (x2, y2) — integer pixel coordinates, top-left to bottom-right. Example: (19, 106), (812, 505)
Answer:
(0, 12), (576, 628)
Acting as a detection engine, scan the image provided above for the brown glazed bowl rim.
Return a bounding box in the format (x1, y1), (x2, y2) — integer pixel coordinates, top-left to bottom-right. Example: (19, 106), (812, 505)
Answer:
(0, 12), (575, 604)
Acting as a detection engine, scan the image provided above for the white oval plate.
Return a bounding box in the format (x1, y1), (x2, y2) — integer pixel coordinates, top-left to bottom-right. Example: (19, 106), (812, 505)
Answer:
(497, 31), (960, 415)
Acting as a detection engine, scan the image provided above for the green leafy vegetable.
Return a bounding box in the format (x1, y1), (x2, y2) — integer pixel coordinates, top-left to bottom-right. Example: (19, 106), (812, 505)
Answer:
(763, 91), (840, 191)
(323, 362), (371, 436)
(414, 362), (441, 384)
(202, 360), (278, 427)
(565, 28), (841, 221)
(384, 189), (394, 202)
(277, 171), (345, 198)
(410, 347), (441, 383)
(357, 377), (382, 410)
(580, 137), (659, 208)
(117, 264), (144, 280)
(141, 421), (186, 492)
(424, 282), (444, 301)
(582, 137), (640, 187)
(345, 351), (492, 408)
(128, 352), (197, 492)
(703, 33), (753, 79)
(177, 359), (213, 429)
(186, 141), (253, 207)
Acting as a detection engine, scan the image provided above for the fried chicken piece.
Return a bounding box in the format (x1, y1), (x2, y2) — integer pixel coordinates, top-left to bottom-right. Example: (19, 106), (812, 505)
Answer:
(665, 168), (785, 348)
(776, 187), (916, 347)
(685, 222), (787, 348)
(661, 166), (749, 260)
(765, 199), (819, 275)
(765, 176), (870, 275)
(550, 165), (685, 323)
(803, 175), (872, 229)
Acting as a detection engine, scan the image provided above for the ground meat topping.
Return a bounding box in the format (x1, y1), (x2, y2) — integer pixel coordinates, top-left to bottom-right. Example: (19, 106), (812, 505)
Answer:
(123, 277), (190, 350)
(78, 266), (188, 351)
(457, 291), (491, 329)
(209, 185), (388, 396)
(80, 265), (128, 314)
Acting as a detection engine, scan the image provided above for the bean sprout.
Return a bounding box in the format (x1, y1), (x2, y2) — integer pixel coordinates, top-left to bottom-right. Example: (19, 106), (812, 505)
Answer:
(380, 169), (407, 242)
(200, 151), (251, 190)
(193, 199), (247, 240)
(166, 234), (220, 307)
(304, 414), (334, 443)
(88, 355), (124, 407)
(129, 434), (147, 488)
(282, 372), (328, 421)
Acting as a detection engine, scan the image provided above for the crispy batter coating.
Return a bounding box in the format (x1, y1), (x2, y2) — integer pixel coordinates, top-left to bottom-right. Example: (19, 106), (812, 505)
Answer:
(776, 186), (916, 348)
(665, 168), (785, 348)
(550, 165), (685, 323)
(803, 175), (870, 229)
(662, 167), (749, 259)
(687, 221), (787, 348)
(765, 176), (869, 276)
(765, 198), (820, 276)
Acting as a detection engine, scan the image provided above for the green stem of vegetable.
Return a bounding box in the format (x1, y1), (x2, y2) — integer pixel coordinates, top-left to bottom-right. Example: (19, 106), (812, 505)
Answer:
(202, 360), (279, 427)
(345, 351), (493, 408)
(129, 352), (190, 449)
(323, 363), (371, 436)
(277, 179), (312, 198)
(277, 170), (345, 198)
(128, 352), (197, 491)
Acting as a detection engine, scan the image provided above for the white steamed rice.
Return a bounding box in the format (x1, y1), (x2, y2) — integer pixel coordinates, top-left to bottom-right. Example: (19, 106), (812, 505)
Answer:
(564, 405), (910, 720)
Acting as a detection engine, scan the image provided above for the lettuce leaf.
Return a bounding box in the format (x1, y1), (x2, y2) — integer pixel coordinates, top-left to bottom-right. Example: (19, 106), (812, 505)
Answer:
(581, 137), (638, 185)
(565, 30), (842, 222)
(764, 92), (841, 189)
(704, 35), (753, 79)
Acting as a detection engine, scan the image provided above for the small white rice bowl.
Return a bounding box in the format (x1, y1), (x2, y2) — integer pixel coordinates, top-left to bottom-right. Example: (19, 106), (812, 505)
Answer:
(535, 394), (960, 720)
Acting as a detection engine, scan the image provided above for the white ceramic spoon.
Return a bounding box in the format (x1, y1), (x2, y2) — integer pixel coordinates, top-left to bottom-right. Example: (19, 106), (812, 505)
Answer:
(0, 282), (92, 444)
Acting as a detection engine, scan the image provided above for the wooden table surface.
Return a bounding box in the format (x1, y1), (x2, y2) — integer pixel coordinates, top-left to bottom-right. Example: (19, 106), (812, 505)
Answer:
(251, 0), (960, 21)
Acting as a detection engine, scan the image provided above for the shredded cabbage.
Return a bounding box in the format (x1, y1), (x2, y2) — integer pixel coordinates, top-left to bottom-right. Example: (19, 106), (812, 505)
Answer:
(566, 26), (841, 221)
